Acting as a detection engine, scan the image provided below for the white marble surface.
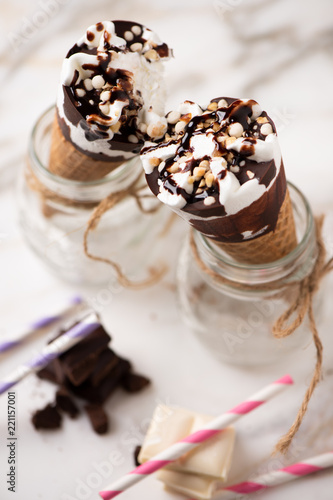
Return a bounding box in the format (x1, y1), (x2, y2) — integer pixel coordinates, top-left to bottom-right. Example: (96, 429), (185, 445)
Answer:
(1, 1), (333, 499)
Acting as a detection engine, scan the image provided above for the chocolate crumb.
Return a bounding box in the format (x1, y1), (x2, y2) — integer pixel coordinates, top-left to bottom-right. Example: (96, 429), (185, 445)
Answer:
(121, 373), (151, 393)
(84, 404), (109, 435)
(134, 445), (142, 466)
(32, 404), (62, 430)
(56, 388), (80, 419)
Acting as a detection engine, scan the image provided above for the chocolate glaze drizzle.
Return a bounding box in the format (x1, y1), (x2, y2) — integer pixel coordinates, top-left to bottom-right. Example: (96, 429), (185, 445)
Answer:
(59, 20), (171, 161)
(143, 97), (287, 242)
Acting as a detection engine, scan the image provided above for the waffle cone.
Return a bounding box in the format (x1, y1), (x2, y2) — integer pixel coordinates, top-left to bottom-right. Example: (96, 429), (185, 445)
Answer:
(48, 114), (123, 181)
(216, 188), (297, 264)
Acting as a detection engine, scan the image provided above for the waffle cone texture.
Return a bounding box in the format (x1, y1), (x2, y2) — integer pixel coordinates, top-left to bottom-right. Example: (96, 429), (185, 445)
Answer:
(48, 114), (123, 182)
(217, 188), (297, 264)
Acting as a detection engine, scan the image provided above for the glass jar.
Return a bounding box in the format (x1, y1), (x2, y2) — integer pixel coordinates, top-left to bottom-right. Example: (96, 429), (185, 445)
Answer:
(17, 106), (167, 286)
(177, 183), (324, 366)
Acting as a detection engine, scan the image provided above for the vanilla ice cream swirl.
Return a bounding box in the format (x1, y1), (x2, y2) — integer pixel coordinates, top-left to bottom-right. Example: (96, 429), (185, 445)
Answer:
(57, 20), (172, 161)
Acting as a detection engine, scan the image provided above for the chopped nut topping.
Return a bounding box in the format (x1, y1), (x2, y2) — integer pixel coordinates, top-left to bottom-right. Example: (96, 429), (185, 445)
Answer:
(175, 121), (186, 134)
(261, 123), (273, 136)
(204, 196), (216, 206)
(92, 75), (105, 89)
(100, 90), (111, 101)
(149, 157), (161, 167)
(247, 170), (255, 179)
(147, 122), (167, 138)
(181, 113), (192, 124)
(99, 103), (110, 115)
(193, 166), (206, 178)
(144, 49), (159, 61)
(167, 110), (181, 125)
(205, 173), (215, 188)
(218, 99), (228, 108)
(84, 78), (93, 91)
(199, 160), (210, 170)
(257, 116), (268, 124)
(128, 134), (139, 143)
(230, 165), (240, 173)
(225, 136), (237, 147)
(130, 42), (143, 52)
(131, 25), (142, 36)
(124, 31), (134, 41)
(228, 122), (243, 138)
(111, 121), (121, 133)
(138, 123), (147, 134)
(76, 88), (86, 98)
(207, 101), (218, 111)
(167, 163), (180, 173)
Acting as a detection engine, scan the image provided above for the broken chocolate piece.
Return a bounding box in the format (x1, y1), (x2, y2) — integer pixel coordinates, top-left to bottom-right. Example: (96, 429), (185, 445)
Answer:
(32, 404), (62, 430)
(134, 445), (142, 466)
(59, 324), (111, 386)
(84, 404), (108, 435)
(56, 388), (80, 419)
(37, 365), (58, 385)
(68, 357), (131, 404)
(90, 349), (119, 387)
(38, 359), (66, 385)
(121, 373), (151, 393)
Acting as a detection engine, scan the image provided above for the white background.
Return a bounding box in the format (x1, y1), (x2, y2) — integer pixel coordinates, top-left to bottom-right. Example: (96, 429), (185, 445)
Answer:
(0, 1), (333, 499)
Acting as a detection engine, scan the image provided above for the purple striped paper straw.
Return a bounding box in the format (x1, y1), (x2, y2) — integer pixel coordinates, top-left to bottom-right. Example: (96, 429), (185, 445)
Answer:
(99, 375), (293, 500)
(0, 313), (100, 395)
(0, 296), (85, 354)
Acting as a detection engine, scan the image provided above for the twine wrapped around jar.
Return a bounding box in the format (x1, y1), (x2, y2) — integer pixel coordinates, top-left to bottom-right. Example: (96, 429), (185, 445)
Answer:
(25, 161), (168, 288)
(190, 215), (333, 454)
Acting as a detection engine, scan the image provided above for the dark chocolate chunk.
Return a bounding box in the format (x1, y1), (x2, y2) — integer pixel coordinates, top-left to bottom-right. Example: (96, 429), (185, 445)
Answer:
(56, 388), (80, 419)
(134, 445), (142, 466)
(37, 364), (58, 384)
(37, 359), (66, 385)
(84, 404), (108, 435)
(32, 404), (62, 430)
(90, 349), (119, 387)
(68, 357), (131, 404)
(58, 325), (111, 386)
(121, 373), (151, 393)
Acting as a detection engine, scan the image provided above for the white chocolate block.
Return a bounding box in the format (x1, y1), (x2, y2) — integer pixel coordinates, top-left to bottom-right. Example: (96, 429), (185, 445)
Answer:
(158, 469), (221, 500)
(138, 405), (235, 480)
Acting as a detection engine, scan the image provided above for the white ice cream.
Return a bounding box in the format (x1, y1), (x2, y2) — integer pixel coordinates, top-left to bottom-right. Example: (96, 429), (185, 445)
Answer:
(141, 99), (281, 216)
(57, 21), (171, 158)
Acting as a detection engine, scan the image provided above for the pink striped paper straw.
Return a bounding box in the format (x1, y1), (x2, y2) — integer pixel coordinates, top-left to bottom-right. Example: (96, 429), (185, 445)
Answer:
(0, 296), (87, 354)
(99, 375), (293, 500)
(213, 451), (333, 499)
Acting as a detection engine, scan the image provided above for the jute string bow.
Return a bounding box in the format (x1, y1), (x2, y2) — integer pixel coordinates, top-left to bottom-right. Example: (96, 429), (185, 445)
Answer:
(26, 164), (167, 289)
(190, 215), (333, 454)
(82, 172), (168, 289)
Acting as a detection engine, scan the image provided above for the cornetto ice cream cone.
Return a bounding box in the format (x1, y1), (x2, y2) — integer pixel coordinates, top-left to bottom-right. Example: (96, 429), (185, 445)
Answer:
(49, 20), (172, 182)
(217, 188), (296, 264)
(140, 97), (297, 264)
(49, 115), (123, 181)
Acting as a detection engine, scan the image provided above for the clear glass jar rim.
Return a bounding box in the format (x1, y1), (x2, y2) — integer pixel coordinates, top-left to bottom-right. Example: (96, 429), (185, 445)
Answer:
(195, 182), (314, 273)
(29, 105), (140, 188)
